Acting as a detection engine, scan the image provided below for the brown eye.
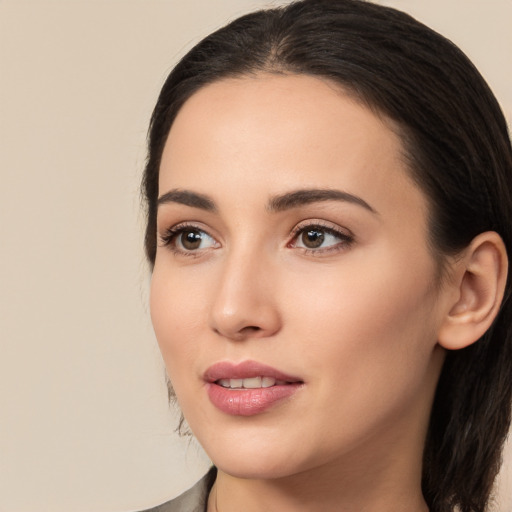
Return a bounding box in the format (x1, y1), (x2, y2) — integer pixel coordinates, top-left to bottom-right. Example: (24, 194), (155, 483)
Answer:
(160, 225), (218, 254)
(180, 229), (203, 250)
(301, 229), (325, 248)
(293, 224), (353, 252)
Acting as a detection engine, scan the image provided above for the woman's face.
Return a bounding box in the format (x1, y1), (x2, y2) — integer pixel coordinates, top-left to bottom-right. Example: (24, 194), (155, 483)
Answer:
(151, 74), (449, 480)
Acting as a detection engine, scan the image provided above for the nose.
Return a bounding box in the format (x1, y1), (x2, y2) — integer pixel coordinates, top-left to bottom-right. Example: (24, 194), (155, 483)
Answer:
(209, 250), (281, 341)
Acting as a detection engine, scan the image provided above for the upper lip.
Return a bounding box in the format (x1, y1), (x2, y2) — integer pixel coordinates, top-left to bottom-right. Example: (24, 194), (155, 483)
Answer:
(204, 360), (303, 383)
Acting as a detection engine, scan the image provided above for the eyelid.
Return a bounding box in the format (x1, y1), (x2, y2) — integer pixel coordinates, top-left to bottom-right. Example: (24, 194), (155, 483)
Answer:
(288, 219), (355, 253)
(158, 221), (220, 256)
(290, 219), (353, 238)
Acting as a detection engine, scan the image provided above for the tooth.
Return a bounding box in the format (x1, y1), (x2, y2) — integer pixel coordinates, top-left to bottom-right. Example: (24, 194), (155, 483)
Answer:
(218, 379), (231, 388)
(242, 377), (262, 389)
(230, 379), (243, 388)
(261, 377), (276, 388)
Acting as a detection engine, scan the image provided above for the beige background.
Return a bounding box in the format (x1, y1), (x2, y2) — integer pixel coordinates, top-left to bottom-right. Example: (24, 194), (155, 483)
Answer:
(0, 1), (510, 511)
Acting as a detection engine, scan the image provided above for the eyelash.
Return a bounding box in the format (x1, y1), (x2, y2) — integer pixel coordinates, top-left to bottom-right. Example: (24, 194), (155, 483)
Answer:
(288, 221), (354, 255)
(159, 222), (214, 258)
(159, 221), (354, 257)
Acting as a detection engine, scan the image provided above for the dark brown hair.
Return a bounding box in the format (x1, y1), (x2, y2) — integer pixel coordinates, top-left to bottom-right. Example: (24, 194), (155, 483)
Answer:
(142, 1), (512, 510)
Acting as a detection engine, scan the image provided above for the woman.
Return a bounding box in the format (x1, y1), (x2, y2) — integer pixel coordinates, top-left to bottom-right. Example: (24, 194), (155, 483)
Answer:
(140, 0), (512, 511)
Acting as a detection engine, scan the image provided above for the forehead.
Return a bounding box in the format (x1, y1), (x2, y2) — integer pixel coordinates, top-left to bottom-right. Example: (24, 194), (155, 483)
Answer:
(160, 73), (427, 222)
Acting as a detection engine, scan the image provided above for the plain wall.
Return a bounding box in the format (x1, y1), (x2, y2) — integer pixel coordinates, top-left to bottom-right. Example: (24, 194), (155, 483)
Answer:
(0, 1), (510, 511)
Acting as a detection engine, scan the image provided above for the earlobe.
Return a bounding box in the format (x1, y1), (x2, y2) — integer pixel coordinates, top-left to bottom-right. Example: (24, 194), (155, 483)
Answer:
(438, 231), (508, 350)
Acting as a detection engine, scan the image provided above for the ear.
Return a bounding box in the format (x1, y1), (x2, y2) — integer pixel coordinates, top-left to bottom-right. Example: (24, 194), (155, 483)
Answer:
(438, 231), (508, 350)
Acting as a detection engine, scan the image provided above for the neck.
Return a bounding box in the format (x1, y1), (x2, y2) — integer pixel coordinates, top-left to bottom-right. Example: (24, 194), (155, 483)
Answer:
(208, 466), (428, 512)
(208, 436), (430, 512)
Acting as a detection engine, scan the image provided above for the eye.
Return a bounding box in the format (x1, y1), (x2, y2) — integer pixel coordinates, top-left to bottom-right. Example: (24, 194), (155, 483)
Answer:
(291, 223), (354, 253)
(177, 228), (216, 251)
(160, 224), (219, 254)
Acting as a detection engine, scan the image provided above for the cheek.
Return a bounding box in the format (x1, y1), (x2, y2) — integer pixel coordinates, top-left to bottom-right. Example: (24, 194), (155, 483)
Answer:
(284, 250), (439, 387)
(149, 263), (210, 374)
(277, 257), (441, 454)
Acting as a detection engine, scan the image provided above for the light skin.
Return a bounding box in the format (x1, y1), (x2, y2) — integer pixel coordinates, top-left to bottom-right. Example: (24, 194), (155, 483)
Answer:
(150, 74), (507, 512)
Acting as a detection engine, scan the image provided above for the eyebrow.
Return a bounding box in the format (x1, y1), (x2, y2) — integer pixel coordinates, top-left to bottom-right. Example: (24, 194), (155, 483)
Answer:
(157, 189), (217, 212)
(267, 188), (377, 214)
(157, 187), (377, 215)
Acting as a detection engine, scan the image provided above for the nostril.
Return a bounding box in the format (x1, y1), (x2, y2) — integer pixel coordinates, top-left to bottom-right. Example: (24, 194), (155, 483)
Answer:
(235, 326), (263, 339)
(244, 326), (261, 332)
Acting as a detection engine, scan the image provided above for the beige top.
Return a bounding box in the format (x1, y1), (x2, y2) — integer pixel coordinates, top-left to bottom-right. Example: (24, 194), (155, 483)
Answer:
(139, 471), (213, 512)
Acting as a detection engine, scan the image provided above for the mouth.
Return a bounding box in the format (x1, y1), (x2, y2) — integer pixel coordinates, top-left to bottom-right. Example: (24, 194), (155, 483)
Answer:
(204, 360), (303, 386)
(216, 376), (291, 389)
(204, 360), (304, 416)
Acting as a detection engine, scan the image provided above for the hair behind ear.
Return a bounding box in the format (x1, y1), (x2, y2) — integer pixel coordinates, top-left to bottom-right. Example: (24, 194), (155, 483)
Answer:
(424, 232), (510, 511)
(424, 303), (512, 512)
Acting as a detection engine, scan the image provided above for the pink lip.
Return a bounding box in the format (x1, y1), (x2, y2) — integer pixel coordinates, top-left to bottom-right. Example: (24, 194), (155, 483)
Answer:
(204, 360), (304, 416)
(204, 360), (302, 383)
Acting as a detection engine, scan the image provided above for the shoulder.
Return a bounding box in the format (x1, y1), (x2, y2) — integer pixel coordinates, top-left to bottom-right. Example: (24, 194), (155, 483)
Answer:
(138, 468), (216, 512)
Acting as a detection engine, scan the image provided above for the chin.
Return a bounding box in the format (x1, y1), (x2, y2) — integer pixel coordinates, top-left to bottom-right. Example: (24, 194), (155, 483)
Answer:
(213, 454), (302, 480)
(195, 426), (320, 481)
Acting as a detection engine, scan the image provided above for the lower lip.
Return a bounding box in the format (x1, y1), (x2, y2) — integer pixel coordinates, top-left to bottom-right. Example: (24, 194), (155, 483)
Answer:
(206, 382), (302, 416)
